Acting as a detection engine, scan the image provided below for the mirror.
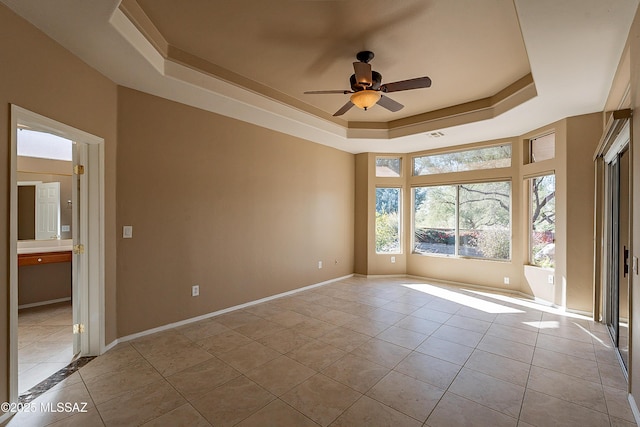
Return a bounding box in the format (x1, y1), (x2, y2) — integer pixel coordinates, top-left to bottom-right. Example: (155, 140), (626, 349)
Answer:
(17, 128), (73, 241)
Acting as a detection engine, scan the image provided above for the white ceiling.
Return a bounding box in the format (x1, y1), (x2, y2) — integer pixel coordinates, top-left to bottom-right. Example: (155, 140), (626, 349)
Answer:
(1, 0), (638, 154)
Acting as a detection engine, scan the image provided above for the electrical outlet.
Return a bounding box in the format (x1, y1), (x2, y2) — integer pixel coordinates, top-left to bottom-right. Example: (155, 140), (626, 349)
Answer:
(391, 256), (396, 263)
(503, 277), (509, 285)
(123, 225), (133, 238)
(192, 285), (199, 297)
(318, 261), (323, 269)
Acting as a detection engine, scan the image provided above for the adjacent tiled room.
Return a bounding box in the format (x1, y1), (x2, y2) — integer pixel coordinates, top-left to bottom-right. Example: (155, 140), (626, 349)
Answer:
(17, 302), (75, 395)
(3, 276), (635, 426)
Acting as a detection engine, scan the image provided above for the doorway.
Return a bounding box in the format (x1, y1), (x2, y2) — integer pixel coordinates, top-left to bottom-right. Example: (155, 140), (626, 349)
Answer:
(603, 120), (631, 373)
(9, 106), (105, 404)
(15, 130), (76, 395)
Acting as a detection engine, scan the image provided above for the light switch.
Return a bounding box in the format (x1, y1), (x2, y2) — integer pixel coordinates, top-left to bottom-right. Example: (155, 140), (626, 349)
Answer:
(123, 225), (133, 239)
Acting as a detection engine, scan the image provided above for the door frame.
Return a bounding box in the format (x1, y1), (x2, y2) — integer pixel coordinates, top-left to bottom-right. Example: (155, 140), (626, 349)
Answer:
(8, 105), (105, 403)
(601, 119), (631, 372)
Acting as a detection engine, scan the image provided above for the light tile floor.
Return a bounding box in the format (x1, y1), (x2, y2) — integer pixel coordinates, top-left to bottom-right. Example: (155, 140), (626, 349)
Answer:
(3, 277), (636, 426)
(17, 302), (75, 395)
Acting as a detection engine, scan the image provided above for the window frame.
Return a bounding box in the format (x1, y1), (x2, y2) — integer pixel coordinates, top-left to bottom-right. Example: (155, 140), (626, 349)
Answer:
(375, 156), (403, 178)
(375, 186), (402, 255)
(528, 173), (556, 268)
(528, 132), (556, 164)
(412, 143), (512, 176)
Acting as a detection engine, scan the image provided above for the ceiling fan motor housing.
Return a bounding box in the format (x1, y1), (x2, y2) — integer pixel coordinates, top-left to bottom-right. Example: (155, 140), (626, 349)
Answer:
(356, 50), (375, 63)
(350, 71), (382, 91)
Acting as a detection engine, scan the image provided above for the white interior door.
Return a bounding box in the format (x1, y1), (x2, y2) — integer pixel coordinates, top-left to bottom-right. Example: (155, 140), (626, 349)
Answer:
(35, 181), (60, 240)
(72, 142), (89, 355)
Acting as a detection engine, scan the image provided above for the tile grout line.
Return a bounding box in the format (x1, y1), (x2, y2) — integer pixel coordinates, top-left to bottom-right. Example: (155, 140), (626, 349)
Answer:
(429, 307), (523, 425)
(514, 313), (539, 425)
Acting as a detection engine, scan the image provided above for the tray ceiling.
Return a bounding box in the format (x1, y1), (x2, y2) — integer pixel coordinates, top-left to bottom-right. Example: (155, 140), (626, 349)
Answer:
(130, 0), (533, 125)
(1, 0), (638, 152)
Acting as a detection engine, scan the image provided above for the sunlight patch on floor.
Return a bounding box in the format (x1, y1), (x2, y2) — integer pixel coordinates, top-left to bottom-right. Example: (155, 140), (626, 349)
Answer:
(403, 283), (523, 314)
(465, 289), (592, 320)
(522, 320), (559, 329)
(574, 322), (611, 348)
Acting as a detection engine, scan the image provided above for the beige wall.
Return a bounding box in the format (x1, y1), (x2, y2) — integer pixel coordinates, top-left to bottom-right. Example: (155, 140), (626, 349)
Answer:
(0, 4), (118, 405)
(354, 153), (369, 274)
(627, 2), (640, 408)
(115, 87), (355, 336)
(565, 113), (602, 312)
(17, 186), (35, 240)
(18, 263), (71, 306)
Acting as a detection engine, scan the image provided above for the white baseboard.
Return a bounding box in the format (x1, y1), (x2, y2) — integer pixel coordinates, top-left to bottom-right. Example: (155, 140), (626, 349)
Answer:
(629, 393), (640, 426)
(102, 338), (120, 354)
(18, 297), (71, 310)
(105, 274), (354, 350)
(358, 273), (539, 302)
(362, 274), (410, 279)
(0, 410), (14, 425)
(405, 274), (535, 299)
(563, 307), (593, 317)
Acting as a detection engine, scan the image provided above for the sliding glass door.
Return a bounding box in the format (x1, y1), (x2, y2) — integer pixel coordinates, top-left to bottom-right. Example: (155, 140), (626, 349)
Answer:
(604, 135), (630, 372)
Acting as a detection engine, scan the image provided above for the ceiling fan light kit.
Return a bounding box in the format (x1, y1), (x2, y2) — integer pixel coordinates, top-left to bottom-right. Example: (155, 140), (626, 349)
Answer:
(304, 51), (432, 116)
(350, 90), (381, 110)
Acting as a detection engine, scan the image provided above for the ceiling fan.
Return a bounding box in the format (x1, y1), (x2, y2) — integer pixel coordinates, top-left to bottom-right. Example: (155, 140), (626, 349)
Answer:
(304, 51), (432, 117)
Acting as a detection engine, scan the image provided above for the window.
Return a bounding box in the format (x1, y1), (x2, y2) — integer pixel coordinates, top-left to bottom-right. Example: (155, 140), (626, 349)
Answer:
(376, 188), (401, 253)
(459, 182), (511, 259)
(413, 144), (511, 176)
(413, 186), (456, 255)
(376, 157), (402, 177)
(529, 133), (555, 163)
(413, 181), (511, 260)
(530, 174), (555, 268)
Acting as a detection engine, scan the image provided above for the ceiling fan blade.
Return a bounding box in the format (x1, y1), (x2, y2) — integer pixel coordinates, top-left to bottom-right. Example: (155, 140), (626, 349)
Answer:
(353, 62), (373, 87)
(304, 90), (352, 94)
(333, 101), (355, 116)
(377, 95), (404, 112)
(381, 76), (432, 93)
